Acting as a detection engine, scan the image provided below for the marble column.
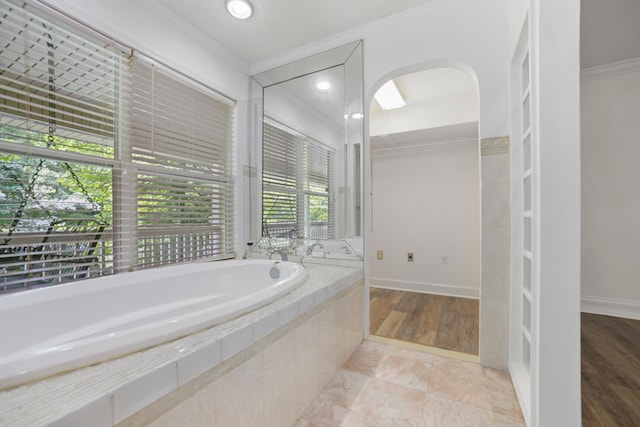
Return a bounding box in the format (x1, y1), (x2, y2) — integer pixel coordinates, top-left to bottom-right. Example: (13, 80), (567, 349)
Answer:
(479, 137), (511, 369)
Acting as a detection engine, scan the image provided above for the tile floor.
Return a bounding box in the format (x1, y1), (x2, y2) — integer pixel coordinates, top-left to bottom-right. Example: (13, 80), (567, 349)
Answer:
(294, 340), (525, 427)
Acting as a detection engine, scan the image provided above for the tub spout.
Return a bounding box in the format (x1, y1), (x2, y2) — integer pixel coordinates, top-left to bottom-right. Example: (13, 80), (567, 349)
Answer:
(268, 249), (288, 261)
(306, 242), (324, 256)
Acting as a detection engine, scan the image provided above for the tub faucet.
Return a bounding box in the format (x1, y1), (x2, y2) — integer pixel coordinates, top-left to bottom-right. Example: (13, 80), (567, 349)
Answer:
(268, 249), (288, 261)
(306, 242), (324, 256)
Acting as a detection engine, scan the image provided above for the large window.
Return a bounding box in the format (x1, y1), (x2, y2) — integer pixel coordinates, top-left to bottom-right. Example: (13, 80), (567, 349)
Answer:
(0, 0), (235, 292)
(262, 119), (334, 240)
(126, 58), (235, 270)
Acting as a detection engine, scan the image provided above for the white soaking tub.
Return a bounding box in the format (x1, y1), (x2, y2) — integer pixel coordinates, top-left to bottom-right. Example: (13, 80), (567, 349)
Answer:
(0, 259), (307, 389)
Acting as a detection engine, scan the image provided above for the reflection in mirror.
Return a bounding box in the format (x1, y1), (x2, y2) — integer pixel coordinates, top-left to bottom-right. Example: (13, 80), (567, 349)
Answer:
(249, 41), (363, 263)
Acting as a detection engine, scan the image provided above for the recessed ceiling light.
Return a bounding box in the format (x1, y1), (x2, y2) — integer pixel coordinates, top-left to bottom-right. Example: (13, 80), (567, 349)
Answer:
(316, 81), (331, 92)
(374, 80), (406, 110)
(351, 112), (363, 120)
(226, 0), (254, 19)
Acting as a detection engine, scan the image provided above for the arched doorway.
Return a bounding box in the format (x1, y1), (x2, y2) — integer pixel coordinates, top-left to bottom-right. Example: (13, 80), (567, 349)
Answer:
(367, 67), (481, 359)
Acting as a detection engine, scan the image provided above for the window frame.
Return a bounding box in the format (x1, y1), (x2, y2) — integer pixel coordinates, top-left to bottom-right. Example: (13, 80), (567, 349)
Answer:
(0, 0), (236, 292)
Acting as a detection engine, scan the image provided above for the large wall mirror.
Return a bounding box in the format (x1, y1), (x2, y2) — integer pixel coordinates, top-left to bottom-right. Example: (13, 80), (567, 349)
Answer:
(250, 41), (363, 262)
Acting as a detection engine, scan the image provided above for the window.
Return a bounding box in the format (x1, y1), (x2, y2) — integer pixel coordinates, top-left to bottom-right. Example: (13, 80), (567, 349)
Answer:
(126, 58), (235, 270)
(262, 119), (334, 240)
(0, 0), (235, 292)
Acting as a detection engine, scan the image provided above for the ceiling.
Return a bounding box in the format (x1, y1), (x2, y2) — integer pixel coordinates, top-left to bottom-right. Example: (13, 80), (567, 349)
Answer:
(370, 67), (478, 139)
(147, 0), (639, 144)
(154, 0), (433, 64)
(150, 0), (640, 69)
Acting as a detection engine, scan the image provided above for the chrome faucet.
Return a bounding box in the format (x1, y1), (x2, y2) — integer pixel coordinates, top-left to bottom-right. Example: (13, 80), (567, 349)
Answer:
(306, 242), (324, 256)
(267, 249), (288, 261)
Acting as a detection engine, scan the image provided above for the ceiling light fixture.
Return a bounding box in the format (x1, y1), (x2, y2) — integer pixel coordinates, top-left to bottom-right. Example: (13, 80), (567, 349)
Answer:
(226, 0), (254, 20)
(351, 112), (363, 120)
(316, 81), (331, 92)
(374, 80), (406, 110)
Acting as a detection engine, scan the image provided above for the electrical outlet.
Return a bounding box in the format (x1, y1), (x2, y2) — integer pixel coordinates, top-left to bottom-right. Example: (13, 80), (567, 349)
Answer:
(377, 250), (383, 260)
(441, 255), (448, 265)
(408, 252), (414, 262)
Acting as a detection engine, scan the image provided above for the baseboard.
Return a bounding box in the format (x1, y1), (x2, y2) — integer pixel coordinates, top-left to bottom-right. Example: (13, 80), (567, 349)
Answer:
(581, 295), (640, 320)
(370, 278), (479, 299)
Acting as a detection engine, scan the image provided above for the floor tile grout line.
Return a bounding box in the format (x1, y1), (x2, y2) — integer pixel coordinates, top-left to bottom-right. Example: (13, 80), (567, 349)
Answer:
(295, 337), (525, 426)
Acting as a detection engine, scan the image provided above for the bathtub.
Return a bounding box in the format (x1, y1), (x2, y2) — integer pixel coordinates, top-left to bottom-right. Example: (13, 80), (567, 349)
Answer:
(0, 259), (307, 389)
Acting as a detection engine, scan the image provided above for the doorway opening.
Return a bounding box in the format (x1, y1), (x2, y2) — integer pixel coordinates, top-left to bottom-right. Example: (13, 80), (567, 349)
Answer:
(367, 67), (480, 358)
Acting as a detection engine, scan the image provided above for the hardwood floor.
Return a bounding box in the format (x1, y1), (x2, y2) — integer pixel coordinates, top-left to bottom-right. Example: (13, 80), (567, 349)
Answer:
(582, 312), (640, 427)
(369, 287), (479, 355)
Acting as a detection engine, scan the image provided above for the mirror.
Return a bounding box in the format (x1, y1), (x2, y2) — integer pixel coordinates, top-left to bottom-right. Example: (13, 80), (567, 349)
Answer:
(250, 41), (364, 262)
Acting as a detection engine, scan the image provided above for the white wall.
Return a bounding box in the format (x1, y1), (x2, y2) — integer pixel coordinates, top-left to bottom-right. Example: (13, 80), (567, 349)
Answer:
(369, 140), (480, 298)
(581, 61), (640, 319)
(531, 1), (582, 426)
(263, 85), (343, 149)
(251, 0), (510, 140)
(44, 0), (249, 100)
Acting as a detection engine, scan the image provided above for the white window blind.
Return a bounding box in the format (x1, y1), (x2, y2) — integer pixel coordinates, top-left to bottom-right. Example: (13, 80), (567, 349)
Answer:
(0, 0), (236, 292)
(125, 57), (235, 269)
(262, 119), (334, 240)
(0, 0), (118, 291)
(0, 0), (118, 158)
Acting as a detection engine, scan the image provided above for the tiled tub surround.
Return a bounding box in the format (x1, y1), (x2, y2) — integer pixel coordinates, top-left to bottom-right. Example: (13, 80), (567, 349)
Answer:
(0, 260), (308, 389)
(0, 264), (363, 427)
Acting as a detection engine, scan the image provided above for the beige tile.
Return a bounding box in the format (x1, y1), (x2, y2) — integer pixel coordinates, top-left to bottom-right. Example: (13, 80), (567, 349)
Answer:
(432, 355), (486, 378)
(490, 389), (524, 420)
(148, 384), (216, 427)
(335, 285), (364, 368)
(338, 407), (422, 427)
(295, 311), (323, 416)
(422, 394), (495, 427)
(373, 354), (432, 392)
(428, 368), (492, 411)
(315, 369), (369, 408)
(342, 340), (388, 376)
(214, 354), (264, 427)
(293, 400), (353, 427)
(316, 300), (339, 388)
(334, 299), (352, 368)
(263, 331), (297, 427)
(479, 295), (510, 370)
(350, 377), (427, 422)
(299, 338), (524, 427)
(494, 411), (528, 427)
(483, 368), (524, 420)
(484, 367), (517, 396)
(384, 344), (435, 365)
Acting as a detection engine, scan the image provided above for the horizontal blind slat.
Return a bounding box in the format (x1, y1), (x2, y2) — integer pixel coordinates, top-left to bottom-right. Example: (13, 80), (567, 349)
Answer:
(1, 0), (236, 292)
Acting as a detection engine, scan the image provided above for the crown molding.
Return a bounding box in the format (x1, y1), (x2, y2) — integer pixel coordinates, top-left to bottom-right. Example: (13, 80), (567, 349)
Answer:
(581, 57), (640, 81)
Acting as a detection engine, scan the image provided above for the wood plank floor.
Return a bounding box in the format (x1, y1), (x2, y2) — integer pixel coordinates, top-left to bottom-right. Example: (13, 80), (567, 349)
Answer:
(582, 312), (640, 427)
(369, 287), (479, 355)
